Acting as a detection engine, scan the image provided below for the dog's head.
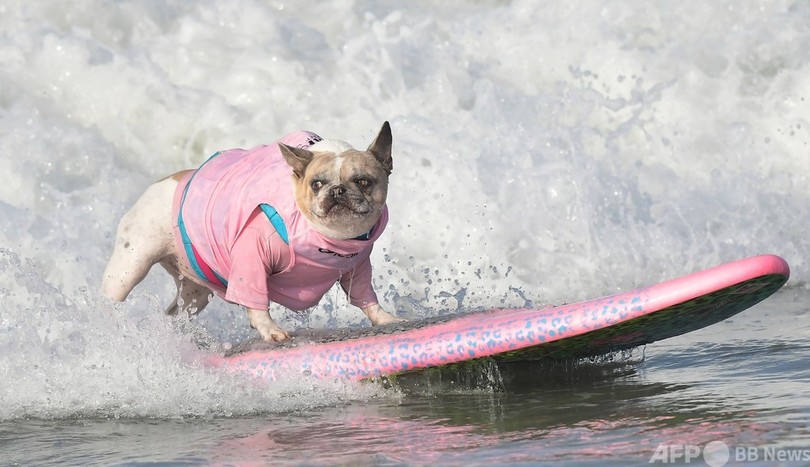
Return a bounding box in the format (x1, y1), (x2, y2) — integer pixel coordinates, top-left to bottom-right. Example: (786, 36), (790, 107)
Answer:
(279, 122), (393, 240)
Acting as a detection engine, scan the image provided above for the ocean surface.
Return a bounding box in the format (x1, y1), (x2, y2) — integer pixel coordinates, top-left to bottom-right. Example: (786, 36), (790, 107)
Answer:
(1, 0), (809, 465)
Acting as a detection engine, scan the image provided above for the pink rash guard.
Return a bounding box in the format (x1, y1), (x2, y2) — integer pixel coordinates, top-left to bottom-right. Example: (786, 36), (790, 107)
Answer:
(171, 130), (388, 311)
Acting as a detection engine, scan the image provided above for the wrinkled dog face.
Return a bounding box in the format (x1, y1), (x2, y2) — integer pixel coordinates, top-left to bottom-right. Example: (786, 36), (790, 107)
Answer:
(279, 122), (393, 239)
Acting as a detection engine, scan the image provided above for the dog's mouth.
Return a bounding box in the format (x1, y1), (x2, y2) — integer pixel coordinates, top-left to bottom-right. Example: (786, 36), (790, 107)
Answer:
(304, 191), (383, 239)
(313, 196), (371, 218)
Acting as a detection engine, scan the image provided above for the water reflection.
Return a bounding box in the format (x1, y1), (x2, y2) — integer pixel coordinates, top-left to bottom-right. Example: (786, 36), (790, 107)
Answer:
(205, 354), (800, 465)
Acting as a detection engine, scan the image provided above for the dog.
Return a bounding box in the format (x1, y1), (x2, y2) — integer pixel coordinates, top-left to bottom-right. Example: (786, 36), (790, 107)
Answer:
(101, 122), (403, 342)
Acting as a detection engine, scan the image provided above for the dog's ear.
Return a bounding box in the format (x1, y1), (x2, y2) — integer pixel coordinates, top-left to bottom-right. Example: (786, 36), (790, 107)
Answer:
(279, 143), (314, 178)
(367, 121), (393, 174)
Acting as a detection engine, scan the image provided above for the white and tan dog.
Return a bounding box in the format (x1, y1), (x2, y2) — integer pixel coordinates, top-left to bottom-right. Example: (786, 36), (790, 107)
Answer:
(102, 122), (402, 342)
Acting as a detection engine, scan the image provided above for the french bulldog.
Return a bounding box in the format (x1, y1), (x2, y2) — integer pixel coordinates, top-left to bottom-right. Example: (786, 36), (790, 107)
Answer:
(101, 122), (403, 342)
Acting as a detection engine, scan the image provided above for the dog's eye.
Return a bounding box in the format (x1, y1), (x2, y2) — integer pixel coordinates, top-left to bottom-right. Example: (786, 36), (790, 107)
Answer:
(311, 180), (323, 191)
(357, 179), (370, 187)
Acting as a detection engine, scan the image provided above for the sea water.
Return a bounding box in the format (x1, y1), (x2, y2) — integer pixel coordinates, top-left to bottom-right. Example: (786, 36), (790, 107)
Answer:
(1, 0), (808, 465)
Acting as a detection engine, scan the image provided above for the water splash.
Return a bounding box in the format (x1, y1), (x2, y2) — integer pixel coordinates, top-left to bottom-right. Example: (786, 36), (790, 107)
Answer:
(0, 0), (808, 420)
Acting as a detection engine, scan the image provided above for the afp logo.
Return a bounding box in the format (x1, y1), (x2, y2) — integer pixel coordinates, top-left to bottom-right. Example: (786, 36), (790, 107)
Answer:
(649, 441), (729, 466)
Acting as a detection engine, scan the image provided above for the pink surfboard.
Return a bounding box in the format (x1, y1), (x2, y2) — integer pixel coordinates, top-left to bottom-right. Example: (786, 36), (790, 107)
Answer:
(207, 255), (789, 382)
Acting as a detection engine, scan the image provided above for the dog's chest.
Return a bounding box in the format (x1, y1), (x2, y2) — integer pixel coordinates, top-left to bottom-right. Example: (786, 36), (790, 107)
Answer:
(287, 227), (369, 272)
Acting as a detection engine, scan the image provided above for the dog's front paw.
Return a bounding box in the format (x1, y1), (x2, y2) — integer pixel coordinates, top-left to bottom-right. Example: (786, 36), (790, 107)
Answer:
(256, 324), (291, 342)
(362, 304), (405, 326)
(246, 308), (291, 342)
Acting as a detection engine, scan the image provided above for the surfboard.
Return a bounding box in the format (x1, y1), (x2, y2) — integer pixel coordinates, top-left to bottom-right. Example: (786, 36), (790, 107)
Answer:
(206, 255), (789, 382)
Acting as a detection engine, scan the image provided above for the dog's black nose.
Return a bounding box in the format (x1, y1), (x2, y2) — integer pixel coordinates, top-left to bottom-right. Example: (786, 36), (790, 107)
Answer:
(331, 185), (346, 197)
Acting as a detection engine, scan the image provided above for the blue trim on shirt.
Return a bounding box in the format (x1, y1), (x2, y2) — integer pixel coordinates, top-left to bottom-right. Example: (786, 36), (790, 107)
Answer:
(259, 203), (289, 245)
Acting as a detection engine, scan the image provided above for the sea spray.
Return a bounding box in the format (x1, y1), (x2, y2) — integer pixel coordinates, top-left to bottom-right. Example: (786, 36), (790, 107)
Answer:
(0, 0), (808, 420)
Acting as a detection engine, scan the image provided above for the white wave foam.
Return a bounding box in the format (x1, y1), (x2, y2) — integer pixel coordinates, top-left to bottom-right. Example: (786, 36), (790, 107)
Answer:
(0, 0), (807, 418)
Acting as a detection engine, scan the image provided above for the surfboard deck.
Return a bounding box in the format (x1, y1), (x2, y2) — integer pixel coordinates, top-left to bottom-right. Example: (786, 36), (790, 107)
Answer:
(207, 255), (789, 382)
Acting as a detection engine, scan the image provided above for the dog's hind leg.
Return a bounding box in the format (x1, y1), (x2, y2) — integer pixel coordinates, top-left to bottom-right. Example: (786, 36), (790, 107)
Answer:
(163, 267), (212, 317)
(101, 177), (178, 302)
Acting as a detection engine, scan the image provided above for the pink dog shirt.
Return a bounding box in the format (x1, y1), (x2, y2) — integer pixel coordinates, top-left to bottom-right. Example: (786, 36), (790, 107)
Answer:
(172, 131), (387, 311)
